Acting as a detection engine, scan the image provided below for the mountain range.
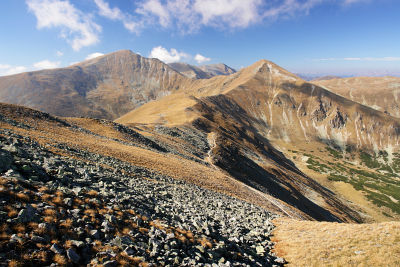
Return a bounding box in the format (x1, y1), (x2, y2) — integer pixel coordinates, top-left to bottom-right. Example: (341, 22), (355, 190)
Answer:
(0, 49), (399, 265)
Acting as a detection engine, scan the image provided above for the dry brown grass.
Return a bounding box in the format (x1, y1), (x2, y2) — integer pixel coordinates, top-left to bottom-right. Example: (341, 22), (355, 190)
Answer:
(6, 207), (18, 218)
(60, 218), (73, 228)
(272, 218), (400, 266)
(53, 254), (67, 265)
(87, 190), (98, 197)
(43, 208), (57, 216)
(8, 259), (21, 267)
(43, 216), (57, 223)
(14, 192), (30, 202)
(13, 224), (25, 233)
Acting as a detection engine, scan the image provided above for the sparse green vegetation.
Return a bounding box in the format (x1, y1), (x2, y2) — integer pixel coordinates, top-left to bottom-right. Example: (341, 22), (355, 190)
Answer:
(304, 149), (400, 215)
(326, 146), (342, 159)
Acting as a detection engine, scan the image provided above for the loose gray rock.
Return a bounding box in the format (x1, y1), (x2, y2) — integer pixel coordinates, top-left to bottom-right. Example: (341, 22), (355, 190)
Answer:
(17, 204), (39, 223)
(67, 248), (80, 264)
(50, 243), (64, 254)
(103, 260), (117, 267)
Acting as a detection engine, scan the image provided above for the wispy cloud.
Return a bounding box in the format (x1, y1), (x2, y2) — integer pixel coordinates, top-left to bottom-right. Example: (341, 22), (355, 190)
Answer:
(316, 57), (400, 62)
(134, 0), (335, 33)
(26, 0), (101, 51)
(136, 0), (264, 33)
(33, 59), (61, 69)
(149, 46), (190, 63)
(85, 52), (104, 60)
(343, 0), (371, 5)
(94, 0), (140, 32)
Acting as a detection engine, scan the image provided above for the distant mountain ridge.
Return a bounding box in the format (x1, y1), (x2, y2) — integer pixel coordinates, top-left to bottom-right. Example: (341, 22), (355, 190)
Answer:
(168, 62), (236, 79)
(168, 62), (213, 79)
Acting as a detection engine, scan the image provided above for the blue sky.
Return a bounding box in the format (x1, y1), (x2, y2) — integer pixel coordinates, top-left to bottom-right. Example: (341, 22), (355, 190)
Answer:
(0, 0), (399, 76)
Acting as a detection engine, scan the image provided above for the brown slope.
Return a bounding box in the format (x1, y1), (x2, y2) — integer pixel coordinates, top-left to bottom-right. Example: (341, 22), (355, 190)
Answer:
(0, 50), (191, 120)
(314, 76), (400, 118)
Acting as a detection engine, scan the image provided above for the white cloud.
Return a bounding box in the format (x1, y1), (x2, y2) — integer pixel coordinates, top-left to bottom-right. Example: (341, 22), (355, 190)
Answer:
(149, 46), (189, 63)
(0, 66), (28, 76)
(56, 51), (63, 56)
(26, 0), (101, 51)
(33, 60), (61, 69)
(94, 0), (140, 32)
(194, 54), (211, 64)
(193, 0), (262, 28)
(85, 52), (104, 60)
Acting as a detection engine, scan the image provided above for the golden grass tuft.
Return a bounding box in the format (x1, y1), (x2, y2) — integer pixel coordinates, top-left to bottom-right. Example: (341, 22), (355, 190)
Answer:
(53, 254), (67, 265)
(43, 216), (56, 224)
(8, 259), (21, 267)
(83, 209), (96, 217)
(272, 218), (400, 267)
(13, 224), (26, 233)
(6, 207), (18, 218)
(60, 218), (73, 228)
(43, 208), (57, 216)
(52, 196), (63, 205)
(87, 190), (98, 197)
(14, 192), (30, 202)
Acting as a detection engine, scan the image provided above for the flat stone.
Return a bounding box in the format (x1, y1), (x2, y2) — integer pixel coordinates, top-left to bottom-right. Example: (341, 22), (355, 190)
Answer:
(90, 230), (101, 239)
(9, 234), (23, 244)
(31, 235), (46, 243)
(50, 243), (64, 254)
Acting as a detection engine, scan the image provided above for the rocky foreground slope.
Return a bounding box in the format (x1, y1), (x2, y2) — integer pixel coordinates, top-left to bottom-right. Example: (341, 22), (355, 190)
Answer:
(0, 104), (285, 266)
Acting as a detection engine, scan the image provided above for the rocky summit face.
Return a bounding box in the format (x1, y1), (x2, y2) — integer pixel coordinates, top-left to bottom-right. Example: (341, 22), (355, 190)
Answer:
(0, 50), (190, 120)
(0, 50), (400, 265)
